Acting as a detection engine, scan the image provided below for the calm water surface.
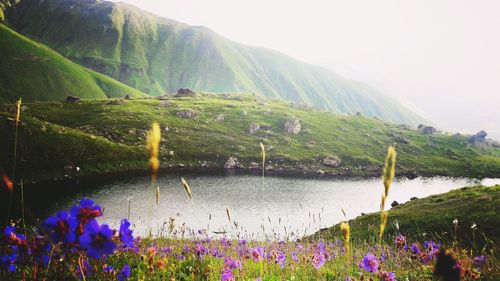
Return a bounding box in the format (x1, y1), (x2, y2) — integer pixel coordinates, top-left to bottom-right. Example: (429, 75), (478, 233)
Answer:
(33, 175), (500, 240)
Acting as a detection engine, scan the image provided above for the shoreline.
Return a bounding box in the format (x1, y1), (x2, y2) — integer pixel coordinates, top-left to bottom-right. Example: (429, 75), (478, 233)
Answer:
(20, 165), (493, 190)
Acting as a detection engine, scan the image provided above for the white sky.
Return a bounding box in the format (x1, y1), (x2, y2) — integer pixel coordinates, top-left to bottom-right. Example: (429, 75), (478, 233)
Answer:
(112, 0), (500, 140)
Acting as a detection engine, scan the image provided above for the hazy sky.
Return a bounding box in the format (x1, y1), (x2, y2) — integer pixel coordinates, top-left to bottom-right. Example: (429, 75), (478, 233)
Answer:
(112, 0), (500, 140)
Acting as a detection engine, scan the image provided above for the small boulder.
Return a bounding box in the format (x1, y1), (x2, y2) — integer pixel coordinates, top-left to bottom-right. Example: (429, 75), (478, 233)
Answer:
(176, 109), (196, 118)
(391, 201), (399, 207)
(224, 157), (241, 169)
(124, 95), (132, 100)
(249, 123), (260, 135)
(410, 196), (418, 201)
(284, 118), (301, 134)
(65, 96), (81, 103)
(215, 114), (225, 122)
(175, 88), (197, 97)
(158, 100), (173, 107)
(468, 130), (487, 144)
(419, 125), (437, 134)
(392, 133), (409, 144)
(249, 162), (260, 170)
(322, 155), (342, 167)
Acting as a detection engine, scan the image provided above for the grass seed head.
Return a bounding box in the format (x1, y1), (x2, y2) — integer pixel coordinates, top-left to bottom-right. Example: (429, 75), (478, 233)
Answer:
(147, 122), (161, 182)
(181, 177), (192, 199)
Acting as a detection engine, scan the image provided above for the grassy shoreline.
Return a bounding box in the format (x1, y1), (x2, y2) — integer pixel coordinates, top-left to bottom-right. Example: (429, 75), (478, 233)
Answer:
(1, 95), (500, 184)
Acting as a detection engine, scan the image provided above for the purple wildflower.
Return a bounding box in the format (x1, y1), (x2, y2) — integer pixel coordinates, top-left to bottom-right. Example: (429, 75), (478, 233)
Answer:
(252, 247), (264, 261)
(394, 235), (406, 247)
(224, 257), (242, 269)
(312, 252), (325, 269)
(70, 199), (102, 235)
(116, 264), (131, 281)
(291, 251), (298, 262)
(221, 268), (234, 281)
(358, 253), (379, 273)
(119, 219), (134, 248)
(41, 211), (77, 244)
(380, 271), (397, 281)
(79, 220), (116, 259)
(276, 252), (286, 268)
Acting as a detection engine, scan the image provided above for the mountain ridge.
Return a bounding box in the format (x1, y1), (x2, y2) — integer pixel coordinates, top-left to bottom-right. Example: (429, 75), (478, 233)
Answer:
(3, 0), (425, 125)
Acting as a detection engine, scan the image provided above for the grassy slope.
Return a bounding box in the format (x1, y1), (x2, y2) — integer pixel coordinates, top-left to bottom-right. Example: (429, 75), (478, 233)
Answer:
(3, 0), (424, 125)
(0, 94), (499, 182)
(311, 185), (500, 246)
(0, 23), (145, 102)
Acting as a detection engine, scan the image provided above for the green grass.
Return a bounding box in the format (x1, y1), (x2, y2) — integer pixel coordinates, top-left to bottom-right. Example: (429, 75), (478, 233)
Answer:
(311, 185), (500, 247)
(0, 93), (499, 182)
(0, 24), (145, 103)
(3, 0), (425, 125)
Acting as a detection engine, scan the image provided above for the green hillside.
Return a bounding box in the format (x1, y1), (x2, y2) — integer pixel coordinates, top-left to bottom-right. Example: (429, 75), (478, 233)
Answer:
(3, 0), (424, 125)
(0, 93), (499, 182)
(311, 185), (500, 246)
(0, 23), (145, 102)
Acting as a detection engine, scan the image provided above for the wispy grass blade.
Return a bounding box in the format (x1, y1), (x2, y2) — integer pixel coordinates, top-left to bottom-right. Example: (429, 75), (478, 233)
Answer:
(181, 177), (192, 199)
(379, 146), (397, 241)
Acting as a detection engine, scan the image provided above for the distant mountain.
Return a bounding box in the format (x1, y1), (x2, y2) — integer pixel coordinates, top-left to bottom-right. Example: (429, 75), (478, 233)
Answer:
(0, 23), (144, 102)
(3, 0), (423, 125)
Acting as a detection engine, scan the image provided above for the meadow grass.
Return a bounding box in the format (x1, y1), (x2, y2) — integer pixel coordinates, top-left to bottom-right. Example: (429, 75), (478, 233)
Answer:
(1, 95), (500, 183)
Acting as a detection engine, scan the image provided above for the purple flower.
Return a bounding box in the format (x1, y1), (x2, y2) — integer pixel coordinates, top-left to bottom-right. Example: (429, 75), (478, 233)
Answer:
(473, 255), (486, 267)
(1, 254), (17, 272)
(194, 242), (207, 257)
(252, 247), (264, 261)
(312, 252), (325, 269)
(276, 252), (286, 268)
(358, 253), (379, 273)
(41, 211), (77, 244)
(221, 268), (234, 281)
(103, 264), (114, 273)
(119, 219), (134, 247)
(394, 235), (406, 247)
(424, 240), (440, 252)
(79, 220), (116, 259)
(70, 199), (103, 235)
(291, 251), (298, 262)
(224, 257), (242, 270)
(380, 271), (397, 281)
(116, 264), (131, 281)
(405, 242), (420, 255)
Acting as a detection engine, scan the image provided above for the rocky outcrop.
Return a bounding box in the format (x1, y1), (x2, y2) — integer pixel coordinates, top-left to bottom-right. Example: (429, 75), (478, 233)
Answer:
(284, 118), (301, 134)
(249, 123), (260, 135)
(418, 125), (436, 135)
(65, 96), (81, 103)
(322, 155), (341, 167)
(176, 109), (196, 118)
(224, 157), (242, 169)
(175, 88), (197, 97)
(391, 201), (399, 207)
(468, 130), (487, 144)
(392, 133), (409, 144)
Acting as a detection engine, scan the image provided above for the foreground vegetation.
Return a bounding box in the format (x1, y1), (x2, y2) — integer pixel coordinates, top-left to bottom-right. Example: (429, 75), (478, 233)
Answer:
(1, 185), (498, 280)
(1, 94), (500, 182)
(311, 185), (500, 247)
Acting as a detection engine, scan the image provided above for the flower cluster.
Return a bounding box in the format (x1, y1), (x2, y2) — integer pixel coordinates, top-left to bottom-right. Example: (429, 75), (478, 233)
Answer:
(1, 199), (134, 280)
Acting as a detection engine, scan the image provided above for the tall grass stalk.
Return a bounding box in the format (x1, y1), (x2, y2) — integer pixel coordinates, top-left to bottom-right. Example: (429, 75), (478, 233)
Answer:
(379, 146), (396, 243)
(6, 98), (22, 224)
(260, 142), (266, 178)
(146, 122), (161, 236)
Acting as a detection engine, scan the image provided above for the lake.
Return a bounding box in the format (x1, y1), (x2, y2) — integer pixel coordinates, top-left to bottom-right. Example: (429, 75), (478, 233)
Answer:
(16, 175), (500, 241)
